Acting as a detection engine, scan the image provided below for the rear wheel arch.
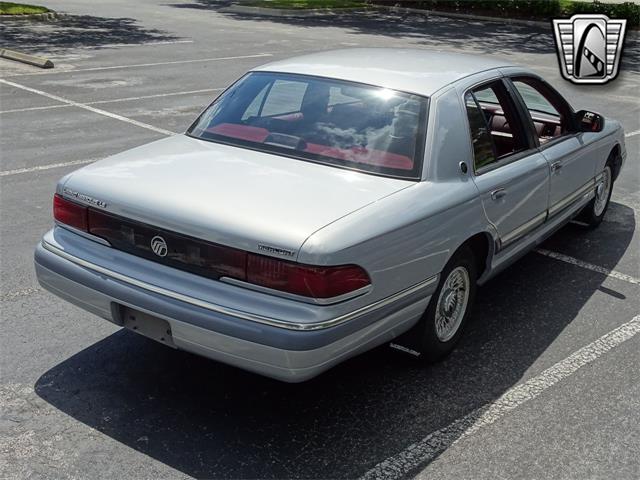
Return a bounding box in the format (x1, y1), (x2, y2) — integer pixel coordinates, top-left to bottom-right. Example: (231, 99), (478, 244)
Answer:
(391, 232), (490, 360)
(456, 231), (493, 280)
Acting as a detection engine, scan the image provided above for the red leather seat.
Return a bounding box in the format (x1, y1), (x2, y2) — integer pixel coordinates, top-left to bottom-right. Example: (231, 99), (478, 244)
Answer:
(207, 124), (270, 143)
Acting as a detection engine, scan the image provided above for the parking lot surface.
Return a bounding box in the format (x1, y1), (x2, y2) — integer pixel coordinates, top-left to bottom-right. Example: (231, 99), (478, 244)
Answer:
(1, 2), (639, 479)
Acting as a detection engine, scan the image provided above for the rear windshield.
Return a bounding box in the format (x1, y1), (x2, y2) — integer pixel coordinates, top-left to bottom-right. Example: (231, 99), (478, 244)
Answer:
(187, 72), (428, 180)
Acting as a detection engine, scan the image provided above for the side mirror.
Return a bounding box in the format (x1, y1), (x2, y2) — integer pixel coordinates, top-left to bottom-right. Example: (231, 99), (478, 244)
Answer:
(576, 110), (605, 133)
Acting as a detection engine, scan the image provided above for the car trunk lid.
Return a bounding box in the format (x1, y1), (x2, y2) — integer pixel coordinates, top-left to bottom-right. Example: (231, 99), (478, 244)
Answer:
(61, 135), (413, 259)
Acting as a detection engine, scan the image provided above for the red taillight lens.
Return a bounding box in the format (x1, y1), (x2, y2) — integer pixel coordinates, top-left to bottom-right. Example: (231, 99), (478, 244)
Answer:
(247, 253), (370, 299)
(52, 193), (370, 300)
(86, 208), (248, 280)
(53, 194), (88, 231)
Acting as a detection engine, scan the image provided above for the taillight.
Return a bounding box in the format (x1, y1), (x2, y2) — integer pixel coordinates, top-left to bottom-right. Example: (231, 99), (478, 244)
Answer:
(53, 194), (88, 231)
(86, 208), (248, 280)
(52, 194), (370, 301)
(247, 253), (370, 299)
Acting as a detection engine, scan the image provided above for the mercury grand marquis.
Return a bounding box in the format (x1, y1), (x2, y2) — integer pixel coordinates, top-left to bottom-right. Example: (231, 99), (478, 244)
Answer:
(34, 49), (627, 382)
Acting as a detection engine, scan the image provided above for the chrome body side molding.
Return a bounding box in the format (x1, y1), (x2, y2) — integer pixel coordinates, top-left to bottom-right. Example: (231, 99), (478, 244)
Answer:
(500, 211), (548, 249)
(498, 177), (597, 250)
(548, 178), (596, 218)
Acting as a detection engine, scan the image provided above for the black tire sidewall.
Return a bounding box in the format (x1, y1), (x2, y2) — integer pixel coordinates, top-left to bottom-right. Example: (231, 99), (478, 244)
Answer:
(419, 246), (477, 362)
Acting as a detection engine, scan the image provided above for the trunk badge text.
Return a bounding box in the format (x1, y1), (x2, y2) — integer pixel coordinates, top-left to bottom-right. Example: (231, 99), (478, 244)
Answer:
(63, 188), (107, 208)
(258, 244), (295, 257)
(151, 236), (168, 257)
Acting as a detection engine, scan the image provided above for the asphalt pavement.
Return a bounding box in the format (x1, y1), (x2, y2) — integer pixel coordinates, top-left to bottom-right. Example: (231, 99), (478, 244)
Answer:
(1, 2), (639, 479)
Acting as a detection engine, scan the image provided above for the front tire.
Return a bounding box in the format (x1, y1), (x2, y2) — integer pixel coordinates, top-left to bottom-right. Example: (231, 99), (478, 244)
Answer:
(418, 246), (477, 363)
(580, 161), (614, 228)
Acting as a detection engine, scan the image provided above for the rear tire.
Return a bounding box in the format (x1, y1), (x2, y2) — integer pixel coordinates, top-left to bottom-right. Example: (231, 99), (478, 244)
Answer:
(580, 159), (614, 229)
(417, 246), (477, 363)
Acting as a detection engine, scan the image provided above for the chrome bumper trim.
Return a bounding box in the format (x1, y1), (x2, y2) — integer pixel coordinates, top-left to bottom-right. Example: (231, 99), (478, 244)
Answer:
(41, 240), (437, 332)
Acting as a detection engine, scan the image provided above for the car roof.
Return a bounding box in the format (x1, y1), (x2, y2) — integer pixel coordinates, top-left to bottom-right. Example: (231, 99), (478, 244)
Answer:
(252, 48), (516, 97)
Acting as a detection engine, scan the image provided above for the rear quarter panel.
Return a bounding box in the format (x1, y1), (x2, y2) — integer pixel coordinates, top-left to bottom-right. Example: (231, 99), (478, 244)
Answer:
(298, 180), (490, 300)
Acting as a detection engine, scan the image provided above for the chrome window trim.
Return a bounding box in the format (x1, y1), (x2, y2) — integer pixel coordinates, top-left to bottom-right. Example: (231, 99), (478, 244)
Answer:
(473, 147), (538, 176)
(41, 239), (437, 332)
(536, 132), (580, 151)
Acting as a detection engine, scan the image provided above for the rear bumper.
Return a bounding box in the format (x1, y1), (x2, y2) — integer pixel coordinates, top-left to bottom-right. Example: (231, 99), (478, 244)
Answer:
(35, 228), (435, 382)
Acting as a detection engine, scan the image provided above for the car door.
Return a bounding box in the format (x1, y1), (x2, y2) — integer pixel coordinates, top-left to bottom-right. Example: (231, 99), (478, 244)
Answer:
(507, 76), (597, 219)
(463, 79), (549, 250)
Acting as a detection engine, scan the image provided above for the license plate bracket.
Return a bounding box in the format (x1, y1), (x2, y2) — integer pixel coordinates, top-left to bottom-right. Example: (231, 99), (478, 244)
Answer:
(121, 306), (176, 348)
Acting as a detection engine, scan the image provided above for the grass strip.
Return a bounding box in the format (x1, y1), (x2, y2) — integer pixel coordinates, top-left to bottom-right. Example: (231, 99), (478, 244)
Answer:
(0, 1), (50, 14)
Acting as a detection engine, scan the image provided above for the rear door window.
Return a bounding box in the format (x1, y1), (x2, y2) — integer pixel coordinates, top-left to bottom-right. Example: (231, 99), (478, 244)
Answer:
(464, 80), (530, 172)
(464, 92), (495, 170)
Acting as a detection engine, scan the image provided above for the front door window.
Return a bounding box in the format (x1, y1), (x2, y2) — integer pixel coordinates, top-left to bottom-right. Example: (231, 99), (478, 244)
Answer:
(510, 77), (575, 145)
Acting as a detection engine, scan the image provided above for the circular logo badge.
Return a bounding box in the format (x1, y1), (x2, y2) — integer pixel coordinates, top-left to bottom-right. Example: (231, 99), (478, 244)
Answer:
(150, 235), (168, 257)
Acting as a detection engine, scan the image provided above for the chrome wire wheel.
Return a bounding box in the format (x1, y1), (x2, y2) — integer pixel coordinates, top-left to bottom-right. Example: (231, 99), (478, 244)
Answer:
(594, 166), (612, 217)
(434, 266), (470, 342)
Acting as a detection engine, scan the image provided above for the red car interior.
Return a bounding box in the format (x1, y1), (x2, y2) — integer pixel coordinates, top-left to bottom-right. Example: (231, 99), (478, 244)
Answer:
(207, 122), (414, 170)
(478, 102), (563, 156)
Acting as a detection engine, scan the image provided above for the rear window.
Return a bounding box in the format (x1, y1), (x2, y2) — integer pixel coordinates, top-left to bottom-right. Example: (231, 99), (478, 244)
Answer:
(187, 72), (428, 180)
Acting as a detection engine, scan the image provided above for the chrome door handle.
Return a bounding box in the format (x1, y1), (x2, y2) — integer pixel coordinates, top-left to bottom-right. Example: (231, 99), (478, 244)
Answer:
(551, 161), (563, 173)
(491, 188), (507, 200)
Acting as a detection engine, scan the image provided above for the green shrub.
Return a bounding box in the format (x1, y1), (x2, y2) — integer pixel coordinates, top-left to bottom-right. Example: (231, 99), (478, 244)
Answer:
(0, 1), (50, 14)
(566, 2), (639, 27)
(378, 0), (639, 27)
(382, 0), (562, 17)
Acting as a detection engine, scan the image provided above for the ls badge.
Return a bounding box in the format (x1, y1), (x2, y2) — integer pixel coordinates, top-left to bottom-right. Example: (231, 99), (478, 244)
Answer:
(553, 14), (627, 84)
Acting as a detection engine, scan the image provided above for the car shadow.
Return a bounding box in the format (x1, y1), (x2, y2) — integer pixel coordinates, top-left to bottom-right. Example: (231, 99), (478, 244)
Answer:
(541, 201), (638, 277)
(178, 3), (639, 73)
(0, 15), (182, 55)
(34, 201), (635, 478)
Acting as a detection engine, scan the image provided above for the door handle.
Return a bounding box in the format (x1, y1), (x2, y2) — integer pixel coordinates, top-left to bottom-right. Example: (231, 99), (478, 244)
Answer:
(551, 161), (563, 173)
(491, 188), (507, 200)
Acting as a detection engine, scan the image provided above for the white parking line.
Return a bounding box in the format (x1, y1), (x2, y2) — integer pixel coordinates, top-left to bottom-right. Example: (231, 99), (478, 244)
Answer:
(625, 129), (640, 138)
(0, 88), (224, 114)
(361, 314), (640, 480)
(0, 104), (69, 114)
(61, 52), (274, 73)
(88, 88), (224, 105)
(70, 39), (195, 49)
(0, 79), (174, 136)
(535, 248), (640, 285)
(7, 53), (274, 76)
(0, 158), (100, 177)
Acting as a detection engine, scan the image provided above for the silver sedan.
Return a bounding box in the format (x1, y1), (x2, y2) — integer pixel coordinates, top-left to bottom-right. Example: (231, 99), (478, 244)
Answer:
(34, 49), (627, 382)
